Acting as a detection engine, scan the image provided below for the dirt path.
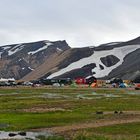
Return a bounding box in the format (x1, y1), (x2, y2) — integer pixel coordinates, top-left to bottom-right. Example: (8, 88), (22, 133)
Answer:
(103, 111), (140, 115)
(48, 117), (140, 133)
(22, 107), (67, 113)
(32, 112), (140, 134)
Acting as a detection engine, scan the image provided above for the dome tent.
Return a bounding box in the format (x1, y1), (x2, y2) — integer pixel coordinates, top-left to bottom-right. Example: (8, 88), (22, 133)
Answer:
(86, 76), (97, 85)
(110, 78), (123, 84)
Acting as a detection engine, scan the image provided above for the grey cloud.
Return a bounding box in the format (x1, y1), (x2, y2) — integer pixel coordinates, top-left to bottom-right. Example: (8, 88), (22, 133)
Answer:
(0, 0), (140, 47)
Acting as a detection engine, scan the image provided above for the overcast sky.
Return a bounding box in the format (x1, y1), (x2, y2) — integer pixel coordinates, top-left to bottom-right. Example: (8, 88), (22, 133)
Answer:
(0, 0), (140, 47)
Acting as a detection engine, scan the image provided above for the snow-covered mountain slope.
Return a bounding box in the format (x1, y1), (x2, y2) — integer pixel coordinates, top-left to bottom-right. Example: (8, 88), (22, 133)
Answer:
(47, 45), (140, 79)
(44, 36), (140, 80)
(0, 36), (140, 80)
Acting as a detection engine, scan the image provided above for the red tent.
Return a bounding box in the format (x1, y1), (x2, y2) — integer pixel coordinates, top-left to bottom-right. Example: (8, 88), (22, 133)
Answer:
(75, 77), (86, 84)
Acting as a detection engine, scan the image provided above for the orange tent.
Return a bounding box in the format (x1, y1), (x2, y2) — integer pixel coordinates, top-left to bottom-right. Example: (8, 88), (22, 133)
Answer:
(90, 83), (97, 88)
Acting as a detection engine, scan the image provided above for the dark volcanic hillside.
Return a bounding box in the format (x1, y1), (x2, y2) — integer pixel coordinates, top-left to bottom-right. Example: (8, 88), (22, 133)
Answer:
(0, 37), (140, 80)
(0, 40), (70, 80)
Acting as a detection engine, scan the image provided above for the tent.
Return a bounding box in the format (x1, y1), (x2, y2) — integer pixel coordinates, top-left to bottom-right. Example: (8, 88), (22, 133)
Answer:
(75, 77), (86, 85)
(110, 78), (123, 84)
(86, 76), (97, 85)
(119, 83), (126, 88)
(90, 83), (97, 88)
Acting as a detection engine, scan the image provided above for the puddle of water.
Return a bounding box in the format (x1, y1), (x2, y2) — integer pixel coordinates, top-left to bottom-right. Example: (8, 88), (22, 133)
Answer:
(92, 92), (121, 98)
(0, 93), (19, 96)
(76, 94), (102, 100)
(91, 92), (98, 95)
(104, 94), (121, 98)
(42, 93), (70, 99)
(76, 94), (92, 100)
(127, 92), (140, 95)
(76, 92), (122, 100)
(17, 95), (44, 99)
(0, 131), (52, 140)
(16, 93), (70, 99)
(16, 92), (123, 100)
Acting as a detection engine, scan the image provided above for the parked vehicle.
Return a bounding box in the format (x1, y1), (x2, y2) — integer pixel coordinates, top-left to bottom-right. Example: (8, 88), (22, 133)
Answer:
(23, 81), (33, 86)
(40, 78), (72, 86)
(0, 81), (10, 86)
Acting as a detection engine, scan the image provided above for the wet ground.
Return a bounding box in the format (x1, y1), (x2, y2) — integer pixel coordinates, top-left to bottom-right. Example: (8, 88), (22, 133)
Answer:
(0, 131), (52, 139)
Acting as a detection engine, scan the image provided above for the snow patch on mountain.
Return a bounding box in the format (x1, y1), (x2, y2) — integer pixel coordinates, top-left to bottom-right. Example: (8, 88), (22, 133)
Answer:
(57, 47), (63, 52)
(8, 44), (25, 56)
(2, 46), (11, 50)
(28, 42), (53, 55)
(88, 46), (96, 48)
(47, 45), (140, 78)
(28, 67), (34, 71)
(103, 42), (122, 46)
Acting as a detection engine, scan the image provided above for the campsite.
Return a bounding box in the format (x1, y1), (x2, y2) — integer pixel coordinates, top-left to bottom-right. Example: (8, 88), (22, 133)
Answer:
(1, 0), (140, 139)
(0, 87), (139, 140)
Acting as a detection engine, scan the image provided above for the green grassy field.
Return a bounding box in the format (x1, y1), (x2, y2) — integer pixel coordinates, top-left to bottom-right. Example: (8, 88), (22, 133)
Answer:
(0, 87), (140, 140)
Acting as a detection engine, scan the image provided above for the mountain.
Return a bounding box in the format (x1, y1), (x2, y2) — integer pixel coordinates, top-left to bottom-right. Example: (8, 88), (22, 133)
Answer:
(0, 37), (140, 81)
(0, 40), (70, 80)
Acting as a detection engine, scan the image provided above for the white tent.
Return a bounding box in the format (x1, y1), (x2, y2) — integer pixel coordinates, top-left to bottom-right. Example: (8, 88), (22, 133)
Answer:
(0, 78), (15, 82)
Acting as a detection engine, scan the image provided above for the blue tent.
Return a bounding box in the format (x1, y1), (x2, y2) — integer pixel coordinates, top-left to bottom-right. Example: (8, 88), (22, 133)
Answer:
(119, 83), (126, 88)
